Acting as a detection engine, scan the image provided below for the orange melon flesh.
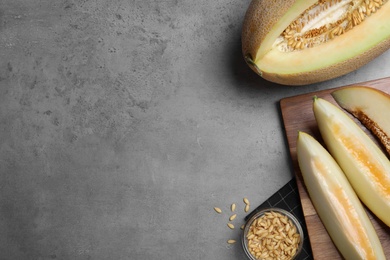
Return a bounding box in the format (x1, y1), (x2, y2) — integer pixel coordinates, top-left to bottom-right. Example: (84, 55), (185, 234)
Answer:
(313, 97), (390, 227)
(258, 2), (390, 74)
(332, 123), (390, 197)
(297, 131), (385, 260)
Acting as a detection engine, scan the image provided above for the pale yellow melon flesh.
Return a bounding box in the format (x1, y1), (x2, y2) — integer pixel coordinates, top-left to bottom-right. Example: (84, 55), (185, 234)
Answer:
(332, 86), (390, 156)
(313, 97), (390, 227)
(242, 0), (390, 85)
(297, 131), (385, 260)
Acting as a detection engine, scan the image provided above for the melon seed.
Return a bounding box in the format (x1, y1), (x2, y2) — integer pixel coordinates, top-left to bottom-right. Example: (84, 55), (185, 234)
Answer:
(227, 223), (235, 229)
(214, 207), (222, 214)
(229, 214), (237, 221)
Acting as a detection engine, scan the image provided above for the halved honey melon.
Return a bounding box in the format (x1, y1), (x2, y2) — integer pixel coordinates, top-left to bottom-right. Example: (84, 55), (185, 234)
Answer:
(242, 0), (390, 85)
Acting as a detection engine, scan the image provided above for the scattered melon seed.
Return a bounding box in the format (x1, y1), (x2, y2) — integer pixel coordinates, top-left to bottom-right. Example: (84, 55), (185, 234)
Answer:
(243, 197), (250, 205)
(227, 223), (235, 229)
(231, 203), (236, 212)
(227, 239), (236, 244)
(214, 207), (222, 214)
(245, 204), (250, 213)
(241, 224), (245, 230)
(229, 214), (237, 221)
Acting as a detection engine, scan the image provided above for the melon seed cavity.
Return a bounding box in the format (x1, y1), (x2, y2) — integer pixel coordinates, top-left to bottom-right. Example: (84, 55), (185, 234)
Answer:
(277, 0), (387, 52)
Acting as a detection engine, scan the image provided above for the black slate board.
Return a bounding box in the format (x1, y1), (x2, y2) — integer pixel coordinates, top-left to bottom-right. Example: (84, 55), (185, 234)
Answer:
(245, 178), (313, 260)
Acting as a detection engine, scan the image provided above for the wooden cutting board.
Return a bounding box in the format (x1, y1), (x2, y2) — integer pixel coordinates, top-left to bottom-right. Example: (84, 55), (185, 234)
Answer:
(280, 77), (390, 259)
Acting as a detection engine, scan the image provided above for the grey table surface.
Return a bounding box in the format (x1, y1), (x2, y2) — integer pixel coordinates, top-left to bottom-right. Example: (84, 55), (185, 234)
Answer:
(1, 1), (389, 259)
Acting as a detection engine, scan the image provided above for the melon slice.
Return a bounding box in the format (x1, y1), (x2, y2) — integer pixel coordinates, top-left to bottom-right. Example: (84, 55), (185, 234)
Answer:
(242, 0), (390, 85)
(297, 131), (385, 260)
(313, 97), (390, 227)
(332, 86), (390, 155)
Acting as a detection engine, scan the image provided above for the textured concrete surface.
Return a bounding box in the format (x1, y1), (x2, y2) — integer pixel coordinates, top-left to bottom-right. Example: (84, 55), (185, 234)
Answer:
(1, 1), (389, 259)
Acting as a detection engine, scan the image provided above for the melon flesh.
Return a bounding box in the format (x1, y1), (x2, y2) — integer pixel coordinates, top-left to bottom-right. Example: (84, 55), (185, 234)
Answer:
(259, 4), (390, 73)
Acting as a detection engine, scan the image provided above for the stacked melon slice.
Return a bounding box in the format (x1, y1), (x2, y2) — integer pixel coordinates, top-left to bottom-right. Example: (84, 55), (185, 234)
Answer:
(296, 86), (390, 259)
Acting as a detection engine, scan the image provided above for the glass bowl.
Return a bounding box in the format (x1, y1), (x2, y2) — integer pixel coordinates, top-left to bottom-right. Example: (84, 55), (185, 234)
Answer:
(242, 208), (304, 260)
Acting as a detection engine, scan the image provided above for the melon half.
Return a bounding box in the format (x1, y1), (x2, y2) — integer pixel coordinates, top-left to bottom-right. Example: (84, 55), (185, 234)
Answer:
(242, 0), (390, 85)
